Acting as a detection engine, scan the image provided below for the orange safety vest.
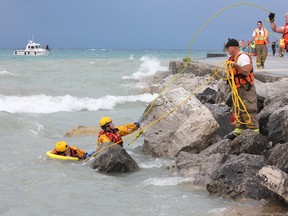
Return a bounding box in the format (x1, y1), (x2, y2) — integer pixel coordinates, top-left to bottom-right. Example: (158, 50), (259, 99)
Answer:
(229, 52), (254, 89)
(98, 129), (124, 146)
(254, 28), (268, 45)
(283, 23), (288, 52)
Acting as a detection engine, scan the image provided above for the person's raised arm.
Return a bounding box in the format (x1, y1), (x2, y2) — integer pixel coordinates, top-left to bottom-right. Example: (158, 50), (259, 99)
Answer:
(269, 12), (284, 33)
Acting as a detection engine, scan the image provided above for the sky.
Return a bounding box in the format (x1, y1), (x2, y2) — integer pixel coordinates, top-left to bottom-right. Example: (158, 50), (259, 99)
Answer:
(0, 0), (287, 50)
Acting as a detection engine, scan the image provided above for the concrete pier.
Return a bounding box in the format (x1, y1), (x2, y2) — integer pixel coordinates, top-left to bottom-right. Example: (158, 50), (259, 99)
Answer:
(197, 55), (288, 83)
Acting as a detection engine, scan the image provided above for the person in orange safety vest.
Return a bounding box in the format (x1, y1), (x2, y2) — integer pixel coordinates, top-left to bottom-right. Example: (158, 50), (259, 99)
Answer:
(97, 116), (140, 148)
(52, 140), (87, 159)
(250, 21), (270, 69)
(224, 39), (259, 140)
(269, 12), (288, 53)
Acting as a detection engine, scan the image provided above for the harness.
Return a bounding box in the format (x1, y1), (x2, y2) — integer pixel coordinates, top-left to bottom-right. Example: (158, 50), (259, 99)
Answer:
(98, 129), (124, 146)
(229, 52), (254, 90)
(283, 23), (288, 52)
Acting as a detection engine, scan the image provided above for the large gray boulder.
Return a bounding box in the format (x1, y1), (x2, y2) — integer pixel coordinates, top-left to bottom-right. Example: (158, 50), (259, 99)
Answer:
(258, 93), (288, 144)
(170, 151), (229, 185)
(258, 165), (288, 203)
(142, 87), (219, 158)
(228, 129), (271, 155)
(255, 78), (288, 99)
(90, 142), (139, 173)
(267, 143), (288, 173)
(206, 153), (271, 201)
(200, 130), (270, 156)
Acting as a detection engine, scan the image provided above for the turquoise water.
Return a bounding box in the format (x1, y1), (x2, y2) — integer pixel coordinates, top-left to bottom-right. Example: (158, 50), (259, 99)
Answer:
(0, 48), (252, 216)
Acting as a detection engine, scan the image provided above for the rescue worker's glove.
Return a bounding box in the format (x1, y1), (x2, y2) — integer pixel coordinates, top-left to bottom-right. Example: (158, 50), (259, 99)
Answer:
(85, 150), (95, 159)
(134, 122), (141, 128)
(269, 12), (275, 23)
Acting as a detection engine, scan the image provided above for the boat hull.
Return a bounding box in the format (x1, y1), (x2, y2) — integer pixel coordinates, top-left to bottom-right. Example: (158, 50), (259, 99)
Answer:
(14, 50), (49, 56)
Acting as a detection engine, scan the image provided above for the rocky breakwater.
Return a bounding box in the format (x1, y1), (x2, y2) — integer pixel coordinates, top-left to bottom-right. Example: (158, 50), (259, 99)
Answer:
(141, 60), (288, 205)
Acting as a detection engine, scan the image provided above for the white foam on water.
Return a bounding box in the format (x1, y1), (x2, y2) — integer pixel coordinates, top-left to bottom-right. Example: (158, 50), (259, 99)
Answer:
(0, 70), (16, 76)
(139, 158), (172, 169)
(207, 207), (228, 216)
(143, 177), (194, 186)
(30, 121), (44, 135)
(123, 56), (167, 80)
(0, 93), (157, 114)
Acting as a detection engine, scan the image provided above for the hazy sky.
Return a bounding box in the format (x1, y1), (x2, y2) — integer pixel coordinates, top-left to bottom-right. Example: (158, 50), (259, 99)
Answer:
(0, 0), (287, 50)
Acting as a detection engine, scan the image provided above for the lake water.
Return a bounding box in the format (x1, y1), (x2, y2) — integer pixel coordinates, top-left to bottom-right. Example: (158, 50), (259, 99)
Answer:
(0, 49), (276, 215)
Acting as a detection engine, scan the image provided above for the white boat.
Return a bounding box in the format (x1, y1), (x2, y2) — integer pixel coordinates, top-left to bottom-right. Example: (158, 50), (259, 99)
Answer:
(14, 40), (50, 56)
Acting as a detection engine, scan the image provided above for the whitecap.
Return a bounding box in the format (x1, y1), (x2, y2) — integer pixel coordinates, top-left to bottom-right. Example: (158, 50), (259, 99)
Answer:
(123, 56), (167, 80)
(0, 70), (16, 76)
(143, 177), (194, 186)
(0, 93), (157, 114)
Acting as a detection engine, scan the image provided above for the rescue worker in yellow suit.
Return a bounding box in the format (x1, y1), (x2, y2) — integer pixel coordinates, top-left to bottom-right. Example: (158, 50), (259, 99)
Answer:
(97, 116), (140, 147)
(224, 39), (259, 140)
(52, 140), (87, 159)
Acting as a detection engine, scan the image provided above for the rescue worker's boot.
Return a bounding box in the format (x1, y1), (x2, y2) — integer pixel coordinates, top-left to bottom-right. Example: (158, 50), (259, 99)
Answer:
(224, 128), (243, 140)
(261, 62), (264, 69)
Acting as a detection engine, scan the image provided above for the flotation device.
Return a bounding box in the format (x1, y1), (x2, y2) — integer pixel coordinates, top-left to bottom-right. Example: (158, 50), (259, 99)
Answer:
(46, 151), (79, 161)
(283, 23), (288, 52)
(229, 52), (254, 89)
(254, 28), (268, 45)
(98, 129), (123, 146)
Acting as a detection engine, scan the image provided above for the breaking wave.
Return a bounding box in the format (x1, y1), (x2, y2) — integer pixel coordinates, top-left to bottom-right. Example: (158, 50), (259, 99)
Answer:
(0, 93), (157, 114)
(123, 56), (167, 80)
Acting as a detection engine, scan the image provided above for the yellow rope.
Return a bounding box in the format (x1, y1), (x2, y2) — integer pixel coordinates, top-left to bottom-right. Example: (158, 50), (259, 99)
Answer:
(82, 65), (224, 163)
(82, 2), (272, 162)
(225, 61), (251, 125)
(141, 2), (271, 121)
(124, 66), (225, 145)
(82, 142), (118, 163)
(187, 2), (271, 59)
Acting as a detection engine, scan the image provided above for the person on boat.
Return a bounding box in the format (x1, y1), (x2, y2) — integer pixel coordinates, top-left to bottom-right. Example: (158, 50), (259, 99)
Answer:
(52, 140), (87, 159)
(250, 21), (270, 69)
(97, 116), (140, 147)
(269, 12), (288, 52)
(224, 39), (259, 140)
